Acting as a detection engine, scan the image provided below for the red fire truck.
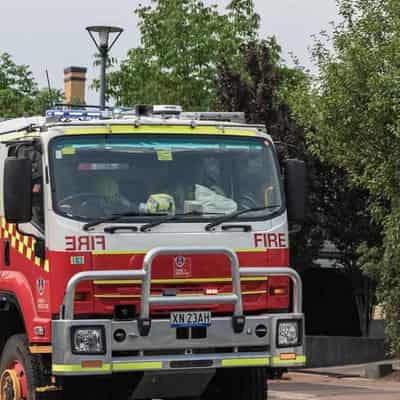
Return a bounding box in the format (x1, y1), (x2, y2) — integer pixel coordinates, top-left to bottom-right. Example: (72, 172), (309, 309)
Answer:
(0, 105), (306, 400)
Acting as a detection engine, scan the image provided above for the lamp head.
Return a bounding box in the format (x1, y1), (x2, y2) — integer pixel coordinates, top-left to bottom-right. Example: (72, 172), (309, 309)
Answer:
(86, 25), (123, 50)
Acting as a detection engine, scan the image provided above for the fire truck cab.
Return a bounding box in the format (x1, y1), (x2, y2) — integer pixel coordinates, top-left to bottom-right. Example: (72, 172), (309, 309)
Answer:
(0, 106), (306, 400)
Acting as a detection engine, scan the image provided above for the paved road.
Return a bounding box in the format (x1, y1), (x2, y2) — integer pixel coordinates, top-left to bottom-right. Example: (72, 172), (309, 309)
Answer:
(269, 372), (400, 400)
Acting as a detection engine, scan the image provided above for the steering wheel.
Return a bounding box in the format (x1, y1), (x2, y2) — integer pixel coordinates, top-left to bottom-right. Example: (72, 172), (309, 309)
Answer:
(239, 194), (259, 209)
(58, 192), (106, 207)
(58, 192), (109, 216)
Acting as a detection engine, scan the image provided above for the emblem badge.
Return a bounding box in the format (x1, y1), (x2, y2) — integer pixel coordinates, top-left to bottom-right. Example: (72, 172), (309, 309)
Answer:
(37, 279), (45, 296)
(174, 256), (191, 278)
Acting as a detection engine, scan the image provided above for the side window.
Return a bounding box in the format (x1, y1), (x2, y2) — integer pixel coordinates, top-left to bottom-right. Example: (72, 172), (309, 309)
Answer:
(31, 150), (44, 229)
(9, 145), (44, 230)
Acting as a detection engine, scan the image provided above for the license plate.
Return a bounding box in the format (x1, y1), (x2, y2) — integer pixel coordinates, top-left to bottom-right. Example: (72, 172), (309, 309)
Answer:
(170, 311), (212, 328)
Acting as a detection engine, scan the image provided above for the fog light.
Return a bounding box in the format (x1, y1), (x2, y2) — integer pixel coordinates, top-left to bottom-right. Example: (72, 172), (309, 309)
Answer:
(72, 326), (106, 354)
(277, 320), (300, 347)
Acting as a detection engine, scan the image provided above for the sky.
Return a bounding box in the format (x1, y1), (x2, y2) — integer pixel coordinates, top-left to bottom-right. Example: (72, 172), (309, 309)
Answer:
(0, 0), (339, 105)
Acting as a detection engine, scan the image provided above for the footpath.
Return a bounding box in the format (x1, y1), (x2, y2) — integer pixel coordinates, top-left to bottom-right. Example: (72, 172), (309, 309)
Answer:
(269, 362), (400, 400)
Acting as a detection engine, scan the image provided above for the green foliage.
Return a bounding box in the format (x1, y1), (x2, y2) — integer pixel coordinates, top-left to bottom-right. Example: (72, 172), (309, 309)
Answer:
(107, 0), (259, 110)
(219, 39), (382, 335)
(290, 0), (400, 351)
(217, 40), (324, 271)
(0, 53), (38, 118)
(0, 53), (62, 118)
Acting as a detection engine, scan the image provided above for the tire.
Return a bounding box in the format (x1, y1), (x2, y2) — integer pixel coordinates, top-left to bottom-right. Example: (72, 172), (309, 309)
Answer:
(202, 367), (268, 400)
(0, 334), (47, 400)
(267, 367), (287, 380)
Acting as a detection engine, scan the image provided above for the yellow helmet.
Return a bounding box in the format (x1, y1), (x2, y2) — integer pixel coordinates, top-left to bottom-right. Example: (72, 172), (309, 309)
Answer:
(145, 194), (176, 214)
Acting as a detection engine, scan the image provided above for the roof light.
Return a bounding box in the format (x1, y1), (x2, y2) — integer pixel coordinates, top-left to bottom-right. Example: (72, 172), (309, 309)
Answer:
(181, 112), (245, 123)
(136, 105), (154, 117)
(46, 109), (102, 120)
(153, 105), (182, 116)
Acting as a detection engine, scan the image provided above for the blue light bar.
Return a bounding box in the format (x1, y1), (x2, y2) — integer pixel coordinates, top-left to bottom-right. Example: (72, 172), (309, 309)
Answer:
(46, 109), (102, 120)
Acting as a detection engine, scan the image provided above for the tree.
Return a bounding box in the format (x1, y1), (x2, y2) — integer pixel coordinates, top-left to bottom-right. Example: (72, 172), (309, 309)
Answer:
(217, 40), (324, 271)
(0, 53), (62, 118)
(107, 0), (260, 110)
(217, 40), (382, 336)
(316, 163), (382, 336)
(289, 0), (400, 351)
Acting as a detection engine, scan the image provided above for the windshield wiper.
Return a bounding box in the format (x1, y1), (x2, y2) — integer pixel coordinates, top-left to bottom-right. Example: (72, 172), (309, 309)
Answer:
(83, 211), (168, 231)
(205, 206), (281, 231)
(140, 211), (224, 232)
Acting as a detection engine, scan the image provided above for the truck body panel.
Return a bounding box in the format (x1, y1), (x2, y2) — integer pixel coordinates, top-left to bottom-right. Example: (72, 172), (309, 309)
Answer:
(0, 110), (306, 399)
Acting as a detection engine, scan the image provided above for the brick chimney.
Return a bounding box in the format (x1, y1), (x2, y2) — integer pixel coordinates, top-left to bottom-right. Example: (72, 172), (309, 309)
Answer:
(64, 66), (87, 104)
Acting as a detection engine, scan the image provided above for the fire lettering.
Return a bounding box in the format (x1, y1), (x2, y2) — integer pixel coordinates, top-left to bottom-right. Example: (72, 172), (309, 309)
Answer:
(94, 236), (106, 250)
(254, 233), (286, 248)
(78, 236), (90, 251)
(65, 236), (106, 251)
(65, 236), (76, 251)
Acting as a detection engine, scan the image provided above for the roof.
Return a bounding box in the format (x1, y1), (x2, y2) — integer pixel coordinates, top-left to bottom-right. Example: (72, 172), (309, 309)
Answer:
(0, 117), (46, 135)
(0, 112), (269, 141)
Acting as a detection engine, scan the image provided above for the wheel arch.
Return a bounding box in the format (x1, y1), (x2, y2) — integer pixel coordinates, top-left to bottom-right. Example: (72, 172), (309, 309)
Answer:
(0, 272), (51, 347)
(0, 292), (26, 354)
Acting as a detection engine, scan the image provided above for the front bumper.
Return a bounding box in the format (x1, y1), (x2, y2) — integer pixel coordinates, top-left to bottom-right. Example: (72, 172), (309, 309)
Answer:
(52, 246), (306, 375)
(52, 313), (305, 375)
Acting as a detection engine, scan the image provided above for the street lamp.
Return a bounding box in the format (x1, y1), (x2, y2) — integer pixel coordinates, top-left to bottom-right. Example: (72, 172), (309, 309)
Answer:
(86, 25), (123, 109)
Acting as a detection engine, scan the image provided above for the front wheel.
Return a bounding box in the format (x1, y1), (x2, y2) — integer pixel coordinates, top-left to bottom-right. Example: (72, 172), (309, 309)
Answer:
(202, 367), (268, 400)
(0, 334), (47, 400)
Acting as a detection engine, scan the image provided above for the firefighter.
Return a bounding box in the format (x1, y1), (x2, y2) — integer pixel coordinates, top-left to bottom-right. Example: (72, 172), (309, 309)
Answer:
(92, 175), (133, 215)
(202, 156), (225, 196)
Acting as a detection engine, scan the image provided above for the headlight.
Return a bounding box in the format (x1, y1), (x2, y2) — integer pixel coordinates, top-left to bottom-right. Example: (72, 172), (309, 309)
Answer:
(277, 320), (301, 347)
(71, 326), (106, 354)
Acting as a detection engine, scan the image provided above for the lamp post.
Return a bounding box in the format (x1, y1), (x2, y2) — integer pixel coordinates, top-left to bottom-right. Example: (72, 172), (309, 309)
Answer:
(86, 25), (123, 109)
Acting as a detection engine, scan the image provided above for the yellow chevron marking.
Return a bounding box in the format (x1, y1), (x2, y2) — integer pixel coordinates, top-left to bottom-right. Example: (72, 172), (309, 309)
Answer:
(66, 125), (256, 137)
(93, 248), (267, 256)
(94, 277), (267, 285)
(112, 361), (162, 371)
(95, 290), (265, 299)
(52, 363), (111, 373)
(0, 222), (50, 271)
(92, 249), (148, 255)
(236, 247), (268, 253)
(221, 358), (269, 367)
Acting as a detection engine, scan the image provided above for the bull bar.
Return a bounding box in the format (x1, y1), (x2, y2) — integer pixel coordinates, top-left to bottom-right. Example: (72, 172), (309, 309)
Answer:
(53, 247), (305, 375)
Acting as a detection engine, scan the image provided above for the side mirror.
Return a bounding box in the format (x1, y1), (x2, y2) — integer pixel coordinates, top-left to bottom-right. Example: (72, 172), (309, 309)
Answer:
(4, 157), (32, 223)
(284, 159), (307, 224)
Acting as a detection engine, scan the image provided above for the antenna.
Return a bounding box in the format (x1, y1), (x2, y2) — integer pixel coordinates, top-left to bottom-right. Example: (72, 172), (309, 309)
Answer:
(45, 69), (54, 107)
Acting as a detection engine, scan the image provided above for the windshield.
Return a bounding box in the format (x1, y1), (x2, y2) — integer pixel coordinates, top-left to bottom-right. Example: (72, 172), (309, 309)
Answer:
(49, 134), (282, 221)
